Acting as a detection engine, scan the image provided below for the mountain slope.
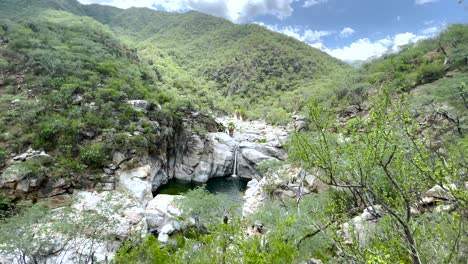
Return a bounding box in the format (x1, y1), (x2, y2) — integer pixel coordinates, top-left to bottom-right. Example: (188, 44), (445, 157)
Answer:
(84, 7), (345, 96)
(0, 0), (348, 124)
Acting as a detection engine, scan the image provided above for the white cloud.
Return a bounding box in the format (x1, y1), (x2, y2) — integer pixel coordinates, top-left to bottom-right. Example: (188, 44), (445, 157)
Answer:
(323, 32), (433, 62)
(415, 0), (439, 5)
(257, 23), (333, 43)
(339, 27), (355, 38)
(78, 0), (296, 22)
(323, 38), (391, 62)
(421, 26), (439, 35)
(258, 22), (434, 61)
(302, 0), (328, 8)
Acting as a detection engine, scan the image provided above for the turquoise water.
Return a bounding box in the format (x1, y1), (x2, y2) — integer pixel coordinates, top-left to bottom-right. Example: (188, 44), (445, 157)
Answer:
(154, 177), (250, 202)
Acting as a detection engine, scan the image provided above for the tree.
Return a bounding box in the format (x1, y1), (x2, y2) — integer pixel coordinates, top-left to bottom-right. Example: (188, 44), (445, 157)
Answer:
(176, 187), (231, 231)
(0, 202), (115, 264)
(289, 89), (467, 263)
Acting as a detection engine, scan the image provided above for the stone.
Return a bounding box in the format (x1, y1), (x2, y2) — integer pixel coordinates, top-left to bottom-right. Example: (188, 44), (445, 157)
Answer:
(424, 184), (456, 201)
(47, 191), (71, 207)
(240, 148), (274, 164)
(158, 223), (177, 243)
(294, 120), (307, 131)
(160, 223), (175, 236)
(126, 100), (155, 113)
(51, 178), (69, 189)
(112, 152), (127, 166)
(104, 168), (114, 175)
(128, 165), (152, 179)
(304, 172), (328, 192)
(118, 171), (152, 204)
(242, 178), (268, 216)
(152, 169), (169, 192)
(0, 163), (32, 186)
(145, 195), (181, 229)
(16, 179), (31, 193)
(158, 233), (169, 243)
(123, 207), (145, 225)
(97, 182), (114, 191)
(247, 179), (259, 189)
(342, 206), (381, 247)
(72, 95), (83, 105)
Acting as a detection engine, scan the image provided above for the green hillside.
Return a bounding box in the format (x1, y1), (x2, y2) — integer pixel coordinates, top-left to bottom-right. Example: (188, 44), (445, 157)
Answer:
(0, 0), (347, 124)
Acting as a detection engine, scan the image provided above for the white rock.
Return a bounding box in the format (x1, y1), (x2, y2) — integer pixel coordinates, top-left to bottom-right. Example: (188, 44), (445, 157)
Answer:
(145, 195), (181, 229)
(117, 170), (153, 204)
(241, 148), (274, 164)
(158, 233), (169, 244)
(425, 184), (456, 201)
(160, 223), (175, 235)
(128, 165), (152, 179)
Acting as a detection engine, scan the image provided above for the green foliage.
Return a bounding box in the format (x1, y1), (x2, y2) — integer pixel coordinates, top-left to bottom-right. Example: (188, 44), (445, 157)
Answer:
(114, 235), (171, 264)
(0, 194), (14, 219)
(250, 193), (335, 261)
(256, 159), (285, 175)
(176, 187), (231, 228)
(0, 147), (6, 166)
(289, 91), (467, 263)
(417, 62), (445, 84)
(0, 200), (116, 263)
(79, 143), (107, 169)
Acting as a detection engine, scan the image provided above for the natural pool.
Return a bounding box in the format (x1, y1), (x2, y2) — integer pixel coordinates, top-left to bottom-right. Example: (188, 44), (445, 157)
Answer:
(153, 176), (250, 203)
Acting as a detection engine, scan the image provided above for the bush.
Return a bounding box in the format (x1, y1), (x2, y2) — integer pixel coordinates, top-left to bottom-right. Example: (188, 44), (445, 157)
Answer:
(417, 62), (445, 84)
(114, 235), (171, 264)
(0, 147), (6, 166)
(0, 193), (14, 219)
(79, 143), (107, 169)
(265, 107), (290, 126)
(176, 187), (231, 228)
(96, 88), (126, 102)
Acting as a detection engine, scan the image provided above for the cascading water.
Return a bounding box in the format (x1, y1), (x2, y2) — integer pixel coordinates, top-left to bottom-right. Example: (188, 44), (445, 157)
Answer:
(232, 145), (239, 177)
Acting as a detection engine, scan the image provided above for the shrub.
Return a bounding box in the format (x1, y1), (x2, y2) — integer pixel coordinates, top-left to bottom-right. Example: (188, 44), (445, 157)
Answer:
(417, 62), (445, 84)
(96, 88), (126, 102)
(265, 107), (290, 126)
(0, 193), (13, 219)
(114, 235), (171, 264)
(79, 143), (107, 169)
(0, 147), (6, 166)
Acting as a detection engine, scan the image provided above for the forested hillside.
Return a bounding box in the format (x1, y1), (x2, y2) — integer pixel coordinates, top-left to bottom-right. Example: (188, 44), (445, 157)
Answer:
(0, 0), (347, 124)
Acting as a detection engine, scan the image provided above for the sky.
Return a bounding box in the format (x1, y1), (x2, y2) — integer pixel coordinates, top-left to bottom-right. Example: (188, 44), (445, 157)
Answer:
(77, 0), (468, 62)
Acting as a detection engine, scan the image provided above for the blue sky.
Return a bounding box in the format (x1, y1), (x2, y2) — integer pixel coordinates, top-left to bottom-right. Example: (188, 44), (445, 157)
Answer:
(78, 0), (467, 61)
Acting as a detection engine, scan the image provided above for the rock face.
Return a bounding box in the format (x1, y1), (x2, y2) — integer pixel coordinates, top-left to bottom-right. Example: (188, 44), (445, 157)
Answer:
(0, 149), (72, 201)
(242, 165), (326, 216)
(165, 117), (290, 186)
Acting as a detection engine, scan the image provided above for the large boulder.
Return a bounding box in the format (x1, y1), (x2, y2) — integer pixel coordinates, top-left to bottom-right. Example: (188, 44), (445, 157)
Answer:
(126, 100), (160, 113)
(0, 163), (33, 188)
(117, 163), (163, 205)
(342, 205), (382, 247)
(11, 148), (52, 163)
(242, 178), (268, 216)
(145, 194), (181, 229)
(172, 133), (236, 183)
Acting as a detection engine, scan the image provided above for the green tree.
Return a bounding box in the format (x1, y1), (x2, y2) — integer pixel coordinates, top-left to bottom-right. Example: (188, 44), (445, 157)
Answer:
(289, 90), (467, 263)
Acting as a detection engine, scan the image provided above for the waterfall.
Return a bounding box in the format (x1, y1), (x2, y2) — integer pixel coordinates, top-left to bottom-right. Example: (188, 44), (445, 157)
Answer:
(232, 145), (238, 177)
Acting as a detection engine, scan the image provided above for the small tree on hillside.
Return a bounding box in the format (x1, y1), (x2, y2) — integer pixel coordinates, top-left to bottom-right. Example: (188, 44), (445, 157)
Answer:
(289, 89), (467, 263)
